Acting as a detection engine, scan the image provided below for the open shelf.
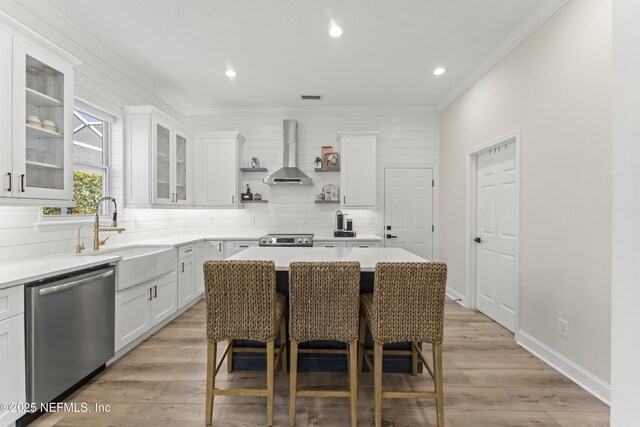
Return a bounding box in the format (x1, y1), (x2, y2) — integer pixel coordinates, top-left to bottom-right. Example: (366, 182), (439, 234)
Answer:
(315, 200), (340, 203)
(240, 168), (268, 172)
(26, 160), (63, 170)
(26, 124), (63, 138)
(241, 200), (268, 203)
(315, 167), (340, 172)
(26, 87), (62, 107)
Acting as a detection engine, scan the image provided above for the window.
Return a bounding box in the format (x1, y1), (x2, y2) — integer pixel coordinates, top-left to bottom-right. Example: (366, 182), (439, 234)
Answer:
(43, 109), (110, 217)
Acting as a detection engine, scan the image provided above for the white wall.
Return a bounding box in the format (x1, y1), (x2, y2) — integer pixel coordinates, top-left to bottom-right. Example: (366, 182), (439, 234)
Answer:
(184, 107), (439, 237)
(439, 0), (611, 397)
(611, 0), (640, 424)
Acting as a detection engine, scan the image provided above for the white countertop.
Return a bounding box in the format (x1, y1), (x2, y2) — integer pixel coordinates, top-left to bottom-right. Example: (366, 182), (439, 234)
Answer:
(227, 247), (426, 272)
(313, 234), (383, 242)
(0, 232), (385, 290)
(0, 253), (122, 290)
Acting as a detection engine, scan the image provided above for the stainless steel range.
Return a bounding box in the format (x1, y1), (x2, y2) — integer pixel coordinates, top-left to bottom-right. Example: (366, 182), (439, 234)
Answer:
(259, 233), (313, 247)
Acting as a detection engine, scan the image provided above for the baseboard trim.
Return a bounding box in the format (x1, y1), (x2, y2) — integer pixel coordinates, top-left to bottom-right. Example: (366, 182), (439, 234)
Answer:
(445, 286), (466, 307)
(516, 329), (610, 405)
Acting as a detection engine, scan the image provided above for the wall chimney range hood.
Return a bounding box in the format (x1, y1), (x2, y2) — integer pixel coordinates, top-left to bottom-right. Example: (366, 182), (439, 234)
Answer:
(263, 119), (313, 186)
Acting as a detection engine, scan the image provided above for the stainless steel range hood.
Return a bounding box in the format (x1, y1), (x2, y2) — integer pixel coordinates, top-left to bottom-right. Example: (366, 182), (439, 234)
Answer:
(263, 119), (313, 186)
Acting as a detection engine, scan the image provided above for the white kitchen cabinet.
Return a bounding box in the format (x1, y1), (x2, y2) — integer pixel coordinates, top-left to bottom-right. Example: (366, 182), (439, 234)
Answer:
(0, 286), (26, 427)
(314, 241), (348, 248)
(194, 132), (244, 207)
(177, 244), (195, 309)
(223, 240), (258, 259)
(115, 271), (177, 352)
(124, 105), (192, 208)
(115, 283), (152, 352)
(195, 240), (224, 295)
(0, 26), (79, 203)
(347, 241), (382, 248)
(150, 272), (178, 325)
(338, 132), (378, 208)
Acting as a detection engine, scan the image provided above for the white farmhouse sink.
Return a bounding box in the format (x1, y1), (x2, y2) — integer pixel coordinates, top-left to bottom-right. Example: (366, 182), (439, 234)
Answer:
(86, 246), (177, 290)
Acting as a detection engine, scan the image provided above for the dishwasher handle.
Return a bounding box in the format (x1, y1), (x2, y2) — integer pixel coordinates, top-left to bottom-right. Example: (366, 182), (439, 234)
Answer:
(39, 270), (114, 296)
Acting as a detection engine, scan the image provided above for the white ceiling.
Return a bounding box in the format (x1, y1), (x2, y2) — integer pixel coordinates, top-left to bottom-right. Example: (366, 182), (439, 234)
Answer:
(47, 0), (546, 108)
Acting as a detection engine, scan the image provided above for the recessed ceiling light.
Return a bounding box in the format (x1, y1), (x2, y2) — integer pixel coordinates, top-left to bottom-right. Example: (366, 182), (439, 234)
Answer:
(225, 69), (237, 78)
(329, 23), (344, 38)
(433, 67), (446, 76)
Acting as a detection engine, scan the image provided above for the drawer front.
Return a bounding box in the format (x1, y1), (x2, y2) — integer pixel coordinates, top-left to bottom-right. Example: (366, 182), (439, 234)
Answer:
(232, 241), (257, 251)
(178, 244), (195, 260)
(314, 241), (347, 248)
(223, 241), (258, 259)
(0, 285), (24, 321)
(347, 241), (382, 248)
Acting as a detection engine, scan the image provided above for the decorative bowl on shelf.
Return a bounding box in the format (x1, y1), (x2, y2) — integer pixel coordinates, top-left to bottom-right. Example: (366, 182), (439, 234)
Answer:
(26, 115), (42, 128)
(42, 120), (58, 133)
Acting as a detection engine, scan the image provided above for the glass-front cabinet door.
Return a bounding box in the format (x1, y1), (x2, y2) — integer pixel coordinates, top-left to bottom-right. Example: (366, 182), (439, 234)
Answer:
(152, 120), (173, 205)
(174, 132), (189, 205)
(0, 28), (12, 198)
(12, 39), (73, 200)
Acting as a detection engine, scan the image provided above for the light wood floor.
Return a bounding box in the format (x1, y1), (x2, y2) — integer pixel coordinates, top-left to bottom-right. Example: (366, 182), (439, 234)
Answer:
(32, 298), (609, 426)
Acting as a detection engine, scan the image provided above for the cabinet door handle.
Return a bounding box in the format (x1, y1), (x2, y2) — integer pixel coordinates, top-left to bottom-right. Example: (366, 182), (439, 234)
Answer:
(231, 195), (235, 204)
(5, 172), (10, 192)
(148, 287), (153, 301)
(218, 242), (222, 252)
(154, 285), (157, 298)
(20, 174), (25, 192)
(343, 195), (346, 204)
(182, 262), (185, 273)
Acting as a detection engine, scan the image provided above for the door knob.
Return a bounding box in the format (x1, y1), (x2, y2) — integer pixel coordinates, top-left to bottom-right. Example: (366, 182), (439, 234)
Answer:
(474, 237), (482, 243)
(386, 234), (397, 239)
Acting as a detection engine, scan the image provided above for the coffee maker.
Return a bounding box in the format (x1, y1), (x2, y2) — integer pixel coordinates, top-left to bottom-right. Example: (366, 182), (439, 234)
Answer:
(334, 210), (356, 237)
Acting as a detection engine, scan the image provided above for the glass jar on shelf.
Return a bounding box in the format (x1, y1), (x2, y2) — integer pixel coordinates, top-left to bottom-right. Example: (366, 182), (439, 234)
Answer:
(40, 67), (60, 100)
(26, 67), (42, 93)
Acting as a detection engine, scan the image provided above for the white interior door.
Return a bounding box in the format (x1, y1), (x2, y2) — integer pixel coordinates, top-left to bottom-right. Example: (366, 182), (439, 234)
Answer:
(384, 168), (433, 259)
(475, 142), (518, 331)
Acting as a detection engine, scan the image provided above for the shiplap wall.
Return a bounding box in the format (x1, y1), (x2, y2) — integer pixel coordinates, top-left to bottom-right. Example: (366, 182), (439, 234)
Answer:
(182, 107), (439, 239)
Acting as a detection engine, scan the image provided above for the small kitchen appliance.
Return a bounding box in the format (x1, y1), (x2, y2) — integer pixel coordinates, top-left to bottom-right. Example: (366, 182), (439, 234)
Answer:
(334, 210), (356, 237)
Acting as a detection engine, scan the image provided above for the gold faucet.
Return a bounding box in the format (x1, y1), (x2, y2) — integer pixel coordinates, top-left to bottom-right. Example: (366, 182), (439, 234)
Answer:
(76, 223), (93, 254)
(93, 197), (125, 250)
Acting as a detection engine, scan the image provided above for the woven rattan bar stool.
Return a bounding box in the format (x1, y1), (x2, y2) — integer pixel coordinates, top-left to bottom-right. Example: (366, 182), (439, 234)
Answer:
(203, 260), (288, 427)
(288, 261), (361, 427)
(358, 262), (448, 427)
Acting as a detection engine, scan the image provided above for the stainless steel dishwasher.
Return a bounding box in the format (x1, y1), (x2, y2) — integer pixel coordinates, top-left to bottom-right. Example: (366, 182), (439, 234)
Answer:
(25, 264), (115, 406)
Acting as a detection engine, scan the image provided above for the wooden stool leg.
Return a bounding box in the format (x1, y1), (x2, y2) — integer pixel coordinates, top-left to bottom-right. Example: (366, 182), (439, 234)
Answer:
(358, 315), (366, 373)
(289, 341), (299, 427)
(267, 339), (275, 426)
(349, 341), (358, 427)
(374, 341), (383, 427)
(280, 315), (288, 373)
(433, 343), (444, 427)
(411, 340), (418, 376)
(227, 340), (234, 373)
(205, 341), (217, 426)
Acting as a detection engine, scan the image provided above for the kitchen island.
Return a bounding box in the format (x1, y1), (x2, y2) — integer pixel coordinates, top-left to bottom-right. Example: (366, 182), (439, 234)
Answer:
(226, 246), (427, 373)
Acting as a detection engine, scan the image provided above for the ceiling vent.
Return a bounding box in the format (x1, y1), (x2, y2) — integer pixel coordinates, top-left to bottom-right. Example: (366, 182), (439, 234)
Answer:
(300, 94), (323, 101)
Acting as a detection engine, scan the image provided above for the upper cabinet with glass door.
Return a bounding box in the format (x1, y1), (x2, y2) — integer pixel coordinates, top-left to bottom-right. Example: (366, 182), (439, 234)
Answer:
(0, 22), (79, 204)
(124, 106), (192, 208)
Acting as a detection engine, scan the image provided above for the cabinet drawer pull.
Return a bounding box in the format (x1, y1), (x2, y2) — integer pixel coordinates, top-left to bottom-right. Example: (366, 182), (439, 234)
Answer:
(20, 174), (25, 192)
(238, 245), (249, 248)
(5, 172), (10, 192)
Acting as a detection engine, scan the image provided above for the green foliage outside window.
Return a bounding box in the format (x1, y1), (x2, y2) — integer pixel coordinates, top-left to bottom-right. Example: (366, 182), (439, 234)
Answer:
(43, 170), (103, 215)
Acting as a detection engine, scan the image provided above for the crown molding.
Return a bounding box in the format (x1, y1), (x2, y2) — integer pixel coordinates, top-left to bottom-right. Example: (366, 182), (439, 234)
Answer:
(436, 0), (568, 112)
(184, 105), (438, 119)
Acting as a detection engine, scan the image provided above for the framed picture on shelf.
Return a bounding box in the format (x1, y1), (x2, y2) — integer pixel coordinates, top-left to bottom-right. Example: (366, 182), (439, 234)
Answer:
(324, 152), (339, 170)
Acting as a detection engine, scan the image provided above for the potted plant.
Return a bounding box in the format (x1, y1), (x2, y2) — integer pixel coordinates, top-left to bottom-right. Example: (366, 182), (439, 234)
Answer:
(314, 156), (323, 168)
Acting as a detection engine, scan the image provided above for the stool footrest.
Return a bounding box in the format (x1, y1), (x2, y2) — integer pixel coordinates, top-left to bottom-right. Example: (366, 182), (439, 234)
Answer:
(214, 388), (269, 397)
(296, 390), (352, 398)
